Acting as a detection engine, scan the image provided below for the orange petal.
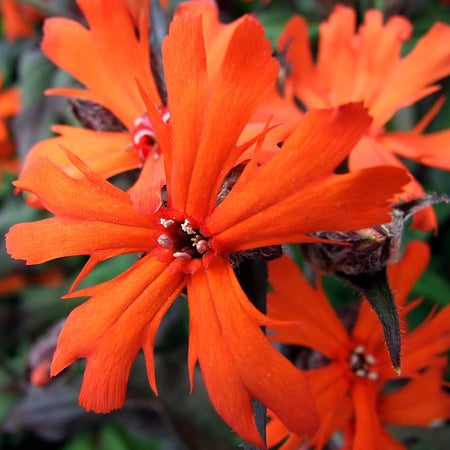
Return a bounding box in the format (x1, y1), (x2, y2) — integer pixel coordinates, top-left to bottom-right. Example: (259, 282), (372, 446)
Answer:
(351, 380), (403, 450)
(387, 241), (430, 306)
(306, 366), (353, 450)
(379, 129), (450, 170)
(14, 153), (152, 227)
(21, 125), (140, 181)
(162, 12), (207, 213)
(267, 365), (352, 450)
(6, 217), (158, 265)
(380, 367), (450, 427)
(209, 164), (408, 252)
(278, 15), (315, 90)
(164, 12), (279, 221)
(184, 16), (279, 220)
(1, 0), (35, 42)
(207, 104), (376, 245)
(370, 22), (450, 128)
(0, 86), (20, 117)
(400, 306), (450, 375)
(175, 0), (245, 83)
(128, 155), (165, 213)
(187, 256), (319, 448)
(349, 136), (437, 231)
(350, 11), (411, 106)
(267, 255), (349, 359)
(51, 254), (184, 412)
(42, 0), (159, 128)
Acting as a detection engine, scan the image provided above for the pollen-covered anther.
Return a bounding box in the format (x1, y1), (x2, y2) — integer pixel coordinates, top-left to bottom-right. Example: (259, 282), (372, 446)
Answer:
(181, 219), (195, 235)
(160, 218), (174, 228)
(173, 251), (192, 260)
(157, 216), (210, 259)
(157, 234), (173, 249)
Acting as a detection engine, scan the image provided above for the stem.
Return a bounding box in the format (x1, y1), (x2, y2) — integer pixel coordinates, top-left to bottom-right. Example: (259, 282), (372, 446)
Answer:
(235, 258), (268, 449)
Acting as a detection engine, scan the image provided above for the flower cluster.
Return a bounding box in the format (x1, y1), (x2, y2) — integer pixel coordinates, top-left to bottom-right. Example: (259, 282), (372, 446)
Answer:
(1, 0), (449, 449)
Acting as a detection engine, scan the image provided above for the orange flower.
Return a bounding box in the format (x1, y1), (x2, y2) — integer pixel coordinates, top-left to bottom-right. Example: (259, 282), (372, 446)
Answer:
(19, 0), (160, 208)
(0, 0), (43, 42)
(7, 9), (409, 447)
(20, 0), (254, 212)
(0, 75), (20, 178)
(277, 6), (450, 230)
(267, 241), (450, 449)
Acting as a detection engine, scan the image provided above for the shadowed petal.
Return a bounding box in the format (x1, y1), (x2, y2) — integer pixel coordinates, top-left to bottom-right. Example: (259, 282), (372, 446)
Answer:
(268, 255), (349, 359)
(380, 367), (450, 427)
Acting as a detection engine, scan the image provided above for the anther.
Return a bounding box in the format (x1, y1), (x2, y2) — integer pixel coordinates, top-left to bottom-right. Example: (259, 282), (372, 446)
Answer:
(157, 234), (173, 249)
(181, 219), (195, 235)
(160, 218), (174, 228)
(195, 240), (209, 254)
(367, 371), (379, 381)
(173, 251), (192, 260)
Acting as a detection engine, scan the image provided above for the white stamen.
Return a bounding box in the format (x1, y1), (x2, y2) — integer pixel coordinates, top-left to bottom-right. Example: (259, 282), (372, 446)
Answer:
(133, 128), (156, 145)
(355, 369), (366, 377)
(173, 251), (192, 260)
(181, 219), (195, 235)
(160, 218), (174, 228)
(365, 354), (376, 365)
(350, 354), (360, 366)
(354, 345), (365, 354)
(157, 234), (173, 248)
(196, 240), (209, 254)
(367, 371), (379, 381)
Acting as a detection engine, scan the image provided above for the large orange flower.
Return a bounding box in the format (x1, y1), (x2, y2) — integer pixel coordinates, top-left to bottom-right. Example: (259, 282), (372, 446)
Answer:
(277, 5), (450, 230)
(267, 241), (450, 449)
(7, 9), (409, 448)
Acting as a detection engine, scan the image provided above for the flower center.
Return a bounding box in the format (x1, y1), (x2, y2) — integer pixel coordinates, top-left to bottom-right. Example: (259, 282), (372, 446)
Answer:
(131, 109), (170, 162)
(157, 218), (210, 260)
(349, 345), (378, 380)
